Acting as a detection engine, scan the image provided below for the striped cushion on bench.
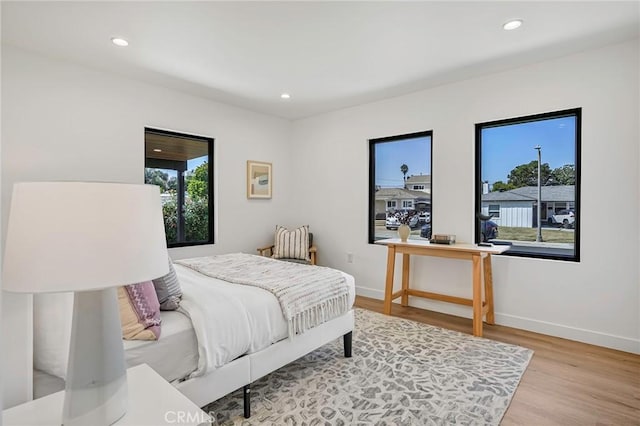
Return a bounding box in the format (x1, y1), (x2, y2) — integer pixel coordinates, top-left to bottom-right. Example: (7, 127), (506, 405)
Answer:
(273, 225), (310, 262)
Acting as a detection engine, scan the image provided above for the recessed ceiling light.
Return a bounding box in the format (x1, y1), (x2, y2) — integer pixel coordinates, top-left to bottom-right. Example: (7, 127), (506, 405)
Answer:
(111, 37), (129, 47)
(280, 93), (291, 100)
(503, 20), (523, 31)
(153, 148), (162, 153)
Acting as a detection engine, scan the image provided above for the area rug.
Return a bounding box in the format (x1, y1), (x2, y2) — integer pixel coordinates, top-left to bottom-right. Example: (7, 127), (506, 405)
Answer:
(204, 308), (533, 425)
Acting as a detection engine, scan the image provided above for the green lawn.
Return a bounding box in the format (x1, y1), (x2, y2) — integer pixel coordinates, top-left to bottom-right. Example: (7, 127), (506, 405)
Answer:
(498, 227), (575, 243)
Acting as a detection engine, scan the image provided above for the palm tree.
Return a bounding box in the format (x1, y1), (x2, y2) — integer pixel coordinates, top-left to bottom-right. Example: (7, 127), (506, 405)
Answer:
(400, 164), (409, 184)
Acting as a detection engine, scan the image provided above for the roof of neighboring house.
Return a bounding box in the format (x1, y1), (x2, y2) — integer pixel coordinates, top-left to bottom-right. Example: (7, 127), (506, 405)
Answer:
(405, 174), (431, 185)
(482, 185), (575, 202)
(375, 187), (431, 201)
(482, 191), (534, 202)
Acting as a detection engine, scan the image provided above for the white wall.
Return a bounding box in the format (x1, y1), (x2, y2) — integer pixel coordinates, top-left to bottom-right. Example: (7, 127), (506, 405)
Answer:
(0, 4), (3, 418)
(290, 39), (640, 354)
(1, 46), (293, 407)
(2, 37), (638, 411)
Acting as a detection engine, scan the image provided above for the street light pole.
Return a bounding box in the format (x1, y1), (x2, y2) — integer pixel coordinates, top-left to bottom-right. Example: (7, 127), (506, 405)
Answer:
(535, 145), (543, 242)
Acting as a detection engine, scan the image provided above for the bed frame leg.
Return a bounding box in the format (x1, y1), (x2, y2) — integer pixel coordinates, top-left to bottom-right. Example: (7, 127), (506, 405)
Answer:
(343, 331), (353, 358)
(243, 384), (251, 418)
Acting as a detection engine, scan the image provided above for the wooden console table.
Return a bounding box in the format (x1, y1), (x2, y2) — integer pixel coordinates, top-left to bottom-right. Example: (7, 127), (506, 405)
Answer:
(376, 238), (509, 337)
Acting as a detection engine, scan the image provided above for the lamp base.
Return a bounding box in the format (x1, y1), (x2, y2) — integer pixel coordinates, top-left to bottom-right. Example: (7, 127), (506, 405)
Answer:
(62, 288), (127, 426)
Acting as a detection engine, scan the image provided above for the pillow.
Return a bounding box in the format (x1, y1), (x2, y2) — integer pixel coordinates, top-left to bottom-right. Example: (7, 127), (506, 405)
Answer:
(152, 257), (183, 310)
(118, 281), (162, 340)
(273, 225), (310, 261)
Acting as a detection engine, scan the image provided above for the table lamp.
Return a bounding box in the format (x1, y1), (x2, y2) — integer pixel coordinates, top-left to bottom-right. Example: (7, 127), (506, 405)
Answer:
(2, 182), (169, 426)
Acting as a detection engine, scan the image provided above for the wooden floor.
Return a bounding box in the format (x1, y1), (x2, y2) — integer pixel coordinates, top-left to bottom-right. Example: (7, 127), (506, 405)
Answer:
(355, 296), (640, 425)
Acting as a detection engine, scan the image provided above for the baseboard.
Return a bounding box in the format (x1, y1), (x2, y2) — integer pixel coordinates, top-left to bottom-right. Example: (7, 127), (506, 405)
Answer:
(355, 285), (384, 299)
(494, 313), (640, 354)
(354, 286), (640, 354)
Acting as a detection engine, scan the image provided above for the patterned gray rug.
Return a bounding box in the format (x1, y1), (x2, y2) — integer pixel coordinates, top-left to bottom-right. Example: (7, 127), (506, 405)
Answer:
(204, 308), (533, 425)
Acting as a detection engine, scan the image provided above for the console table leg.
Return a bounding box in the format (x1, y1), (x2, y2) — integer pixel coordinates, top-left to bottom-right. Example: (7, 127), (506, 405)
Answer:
(401, 254), (410, 307)
(483, 254), (495, 325)
(472, 254), (483, 337)
(383, 246), (396, 315)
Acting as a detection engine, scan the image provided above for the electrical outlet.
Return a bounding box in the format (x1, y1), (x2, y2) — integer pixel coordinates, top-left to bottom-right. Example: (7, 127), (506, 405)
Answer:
(347, 252), (354, 263)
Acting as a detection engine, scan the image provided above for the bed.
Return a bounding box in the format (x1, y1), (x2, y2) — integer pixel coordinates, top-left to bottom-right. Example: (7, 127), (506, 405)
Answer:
(33, 254), (356, 418)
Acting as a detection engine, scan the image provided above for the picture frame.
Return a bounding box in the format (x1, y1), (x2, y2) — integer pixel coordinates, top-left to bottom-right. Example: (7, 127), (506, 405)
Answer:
(247, 160), (272, 199)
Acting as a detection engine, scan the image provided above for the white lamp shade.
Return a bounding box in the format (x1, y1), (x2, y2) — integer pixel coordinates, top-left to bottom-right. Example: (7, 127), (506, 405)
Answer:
(2, 182), (169, 293)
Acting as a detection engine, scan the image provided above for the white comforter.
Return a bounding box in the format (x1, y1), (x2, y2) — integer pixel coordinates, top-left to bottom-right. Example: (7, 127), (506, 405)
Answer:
(33, 262), (356, 381)
(174, 263), (356, 377)
(176, 264), (253, 377)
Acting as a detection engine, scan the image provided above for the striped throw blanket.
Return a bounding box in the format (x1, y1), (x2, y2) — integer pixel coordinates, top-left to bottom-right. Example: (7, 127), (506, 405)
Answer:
(175, 253), (350, 337)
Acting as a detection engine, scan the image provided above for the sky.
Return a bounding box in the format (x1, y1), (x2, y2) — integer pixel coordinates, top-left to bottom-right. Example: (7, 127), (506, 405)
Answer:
(374, 115), (575, 188)
(481, 116), (576, 184)
(375, 136), (431, 187)
(188, 155), (208, 170)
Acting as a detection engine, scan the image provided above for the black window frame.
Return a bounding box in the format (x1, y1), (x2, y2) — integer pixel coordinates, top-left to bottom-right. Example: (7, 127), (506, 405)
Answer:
(475, 108), (581, 261)
(368, 130), (433, 244)
(144, 127), (215, 248)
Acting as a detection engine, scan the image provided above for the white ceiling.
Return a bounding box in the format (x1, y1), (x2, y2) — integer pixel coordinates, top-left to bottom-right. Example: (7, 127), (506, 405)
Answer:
(2, 1), (638, 119)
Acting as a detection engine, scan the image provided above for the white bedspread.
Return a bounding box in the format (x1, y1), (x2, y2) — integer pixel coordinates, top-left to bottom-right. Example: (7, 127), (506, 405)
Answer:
(176, 266), (253, 377)
(33, 261), (356, 382)
(123, 310), (198, 383)
(174, 263), (356, 378)
(176, 254), (350, 337)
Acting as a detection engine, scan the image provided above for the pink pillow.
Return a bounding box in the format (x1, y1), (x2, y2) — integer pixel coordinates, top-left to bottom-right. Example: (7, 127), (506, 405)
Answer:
(118, 281), (162, 340)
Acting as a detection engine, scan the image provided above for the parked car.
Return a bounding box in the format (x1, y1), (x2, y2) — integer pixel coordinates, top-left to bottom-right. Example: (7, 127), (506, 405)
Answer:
(386, 214), (419, 230)
(481, 220), (499, 242)
(385, 216), (400, 230)
(420, 221), (496, 241)
(418, 211), (431, 223)
(406, 215), (419, 228)
(548, 209), (575, 228)
(420, 223), (432, 239)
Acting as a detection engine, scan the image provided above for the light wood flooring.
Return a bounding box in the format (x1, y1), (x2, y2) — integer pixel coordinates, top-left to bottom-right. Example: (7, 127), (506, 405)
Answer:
(355, 296), (640, 425)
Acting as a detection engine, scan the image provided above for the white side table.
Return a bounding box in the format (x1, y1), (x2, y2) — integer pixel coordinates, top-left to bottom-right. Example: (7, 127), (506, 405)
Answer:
(3, 364), (211, 426)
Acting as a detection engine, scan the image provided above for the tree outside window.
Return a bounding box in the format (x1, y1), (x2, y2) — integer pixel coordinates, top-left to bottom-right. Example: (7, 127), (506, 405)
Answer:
(145, 128), (214, 247)
(476, 109), (581, 261)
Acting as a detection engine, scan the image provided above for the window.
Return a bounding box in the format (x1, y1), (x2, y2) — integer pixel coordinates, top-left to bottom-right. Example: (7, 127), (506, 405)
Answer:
(145, 128), (214, 247)
(488, 204), (501, 218)
(369, 131), (432, 242)
(475, 109), (581, 261)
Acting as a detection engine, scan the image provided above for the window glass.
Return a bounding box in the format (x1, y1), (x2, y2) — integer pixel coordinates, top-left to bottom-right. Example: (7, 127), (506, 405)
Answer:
(476, 109), (580, 260)
(488, 204), (501, 218)
(145, 128), (214, 247)
(369, 131), (432, 242)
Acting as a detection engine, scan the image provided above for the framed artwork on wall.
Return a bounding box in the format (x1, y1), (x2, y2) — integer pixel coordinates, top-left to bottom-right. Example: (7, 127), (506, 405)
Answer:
(247, 160), (272, 199)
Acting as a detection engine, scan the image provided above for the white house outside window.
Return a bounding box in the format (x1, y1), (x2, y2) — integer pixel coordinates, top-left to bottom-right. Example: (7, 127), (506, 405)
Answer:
(369, 131), (433, 242)
(475, 108), (581, 261)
